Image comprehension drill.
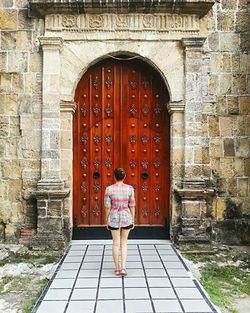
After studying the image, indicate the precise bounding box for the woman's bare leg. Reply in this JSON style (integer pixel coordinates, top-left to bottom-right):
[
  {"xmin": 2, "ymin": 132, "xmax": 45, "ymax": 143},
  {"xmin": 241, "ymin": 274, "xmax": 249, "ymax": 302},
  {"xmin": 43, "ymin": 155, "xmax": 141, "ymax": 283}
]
[
  {"xmin": 111, "ymin": 229, "xmax": 121, "ymax": 270},
  {"xmin": 120, "ymin": 229, "xmax": 130, "ymax": 270}
]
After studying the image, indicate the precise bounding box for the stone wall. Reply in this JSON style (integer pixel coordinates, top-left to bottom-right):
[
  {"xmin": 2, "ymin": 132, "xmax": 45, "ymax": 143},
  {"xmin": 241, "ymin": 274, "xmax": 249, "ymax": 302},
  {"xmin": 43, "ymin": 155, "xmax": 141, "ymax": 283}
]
[
  {"xmin": 199, "ymin": 0, "xmax": 250, "ymax": 244},
  {"xmin": 0, "ymin": 0, "xmax": 43, "ymax": 242},
  {"xmin": 0, "ymin": 0, "xmax": 249, "ymax": 246}
]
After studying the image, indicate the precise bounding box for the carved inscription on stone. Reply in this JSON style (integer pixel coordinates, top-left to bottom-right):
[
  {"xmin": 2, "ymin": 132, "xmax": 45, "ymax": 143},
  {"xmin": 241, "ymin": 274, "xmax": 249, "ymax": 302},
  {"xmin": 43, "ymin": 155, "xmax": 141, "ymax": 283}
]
[{"xmin": 46, "ymin": 14, "xmax": 200, "ymax": 33}]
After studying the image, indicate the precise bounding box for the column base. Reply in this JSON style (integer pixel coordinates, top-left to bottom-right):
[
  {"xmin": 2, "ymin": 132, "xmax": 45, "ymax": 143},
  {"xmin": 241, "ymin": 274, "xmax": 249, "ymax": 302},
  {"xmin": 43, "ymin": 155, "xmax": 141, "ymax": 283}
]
[
  {"xmin": 175, "ymin": 178, "xmax": 215, "ymax": 245},
  {"xmin": 30, "ymin": 179, "xmax": 70, "ymax": 250}
]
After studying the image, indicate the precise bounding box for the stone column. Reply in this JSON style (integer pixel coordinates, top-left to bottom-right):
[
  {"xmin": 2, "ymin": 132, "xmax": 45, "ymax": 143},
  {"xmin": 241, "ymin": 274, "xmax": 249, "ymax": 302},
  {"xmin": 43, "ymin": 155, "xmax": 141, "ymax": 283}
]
[
  {"xmin": 176, "ymin": 37, "xmax": 214, "ymax": 244},
  {"xmin": 167, "ymin": 101, "xmax": 185, "ymax": 240},
  {"xmin": 31, "ymin": 37, "xmax": 70, "ymax": 250}
]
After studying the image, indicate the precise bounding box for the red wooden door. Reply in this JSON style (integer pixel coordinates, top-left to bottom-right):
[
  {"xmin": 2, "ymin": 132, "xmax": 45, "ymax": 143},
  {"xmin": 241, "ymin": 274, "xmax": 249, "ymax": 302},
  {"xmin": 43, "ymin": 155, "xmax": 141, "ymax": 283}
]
[{"xmin": 73, "ymin": 59, "xmax": 170, "ymax": 227}]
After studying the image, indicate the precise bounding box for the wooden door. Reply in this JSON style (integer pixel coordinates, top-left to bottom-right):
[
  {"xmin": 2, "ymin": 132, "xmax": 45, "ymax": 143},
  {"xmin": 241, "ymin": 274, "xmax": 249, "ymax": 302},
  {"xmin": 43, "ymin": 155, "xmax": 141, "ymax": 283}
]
[{"xmin": 73, "ymin": 58, "xmax": 170, "ymax": 227}]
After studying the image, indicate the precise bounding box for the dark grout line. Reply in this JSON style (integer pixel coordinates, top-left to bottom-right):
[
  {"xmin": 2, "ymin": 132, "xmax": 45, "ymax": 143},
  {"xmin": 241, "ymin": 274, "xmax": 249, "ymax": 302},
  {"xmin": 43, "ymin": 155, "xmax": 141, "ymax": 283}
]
[
  {"xmin": 62, "ymin": 245, "xmax": 89, "ymax": 313},
  {"xmin": 154, "ymin": 244, "xmax": 185, "ymax": 313},
  {"xmin": 137, "ymin": 244, "xmax": 156, "ymax": 313},
  {"xmin": 93, "ymin": 244, "xmax": 106, "ymax": 313}
]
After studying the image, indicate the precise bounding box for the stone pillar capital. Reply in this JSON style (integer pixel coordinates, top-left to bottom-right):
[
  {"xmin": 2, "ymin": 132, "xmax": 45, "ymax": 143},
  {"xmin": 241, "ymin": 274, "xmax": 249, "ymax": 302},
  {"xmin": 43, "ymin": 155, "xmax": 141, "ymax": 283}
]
[
  {"xmin": 181, "ymin": 37, "xmax": 206, "ymax": 50},
  {"xmin": 167, "ymin": 101, "xmax": 185, "ymax": 114},
  {"xmin": 39, "ymin": 36, "xmax": 63, "ymax": 51},
  {"xmin": 60, "ymin": 101, "xmax": 77, "ymax": 114}
]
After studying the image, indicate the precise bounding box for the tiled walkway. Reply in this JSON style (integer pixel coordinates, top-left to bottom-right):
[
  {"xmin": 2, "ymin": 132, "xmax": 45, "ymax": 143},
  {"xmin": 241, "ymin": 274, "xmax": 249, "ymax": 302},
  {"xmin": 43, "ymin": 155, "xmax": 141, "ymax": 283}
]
[{"xmin": 33, "ymin": 240, "xmax": 219, "ymax": 313}]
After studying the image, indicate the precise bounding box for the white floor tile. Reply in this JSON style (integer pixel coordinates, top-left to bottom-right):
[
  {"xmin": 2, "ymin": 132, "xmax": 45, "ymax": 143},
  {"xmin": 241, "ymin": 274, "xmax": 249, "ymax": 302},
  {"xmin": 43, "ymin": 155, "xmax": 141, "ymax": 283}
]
[
  {"xmin": 66, "ymin": 301, "xmax": 95, "ymax": 313},
  {"xmin": 36, "ymin": 301, "xmax": 67, "ymax": 313}
]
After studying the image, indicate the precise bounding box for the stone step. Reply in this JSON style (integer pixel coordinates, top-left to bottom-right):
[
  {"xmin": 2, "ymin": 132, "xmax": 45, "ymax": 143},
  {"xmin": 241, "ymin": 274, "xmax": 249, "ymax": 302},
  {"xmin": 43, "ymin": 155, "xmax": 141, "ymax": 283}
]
[
  {"xmin": 177, "ymin": 234, "xmax": 211, "ymax": 244},
  {"xmin": 181, "ymin": 218, "xmax": 202, "ymax": 227}
]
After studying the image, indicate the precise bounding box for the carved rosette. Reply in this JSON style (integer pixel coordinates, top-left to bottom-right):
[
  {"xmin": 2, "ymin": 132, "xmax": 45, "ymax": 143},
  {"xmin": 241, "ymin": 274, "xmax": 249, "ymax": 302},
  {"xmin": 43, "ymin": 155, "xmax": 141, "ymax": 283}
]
[
  {"xmin": 62, "ymin": 15, "xmax": 77, "ymax": 28},
  {"xmin": 81, "ymin": 134, "xmax": 88, "ymax": 145},
  {"xmin": 105, "ymin": 103, "xmax": 113, "ymax": 117},
  {"xmin": 105, "ymin": 135, "xmax": 112, "ymax": 146},
  {"xmin": 154, "ymin": 159, "xmax": 161, "ymax": 168},
  {"xmin": 89, "ymin": 15, "xmax": 105, "ymax": 28},
  {"xmin": 81, "ymin": 158, "xmax": 88, "ymax": 169},
  {"xmin": 105, "ymin": 77, "xmax": 113, "ymax": 89},
  {"xmin": 93, "ymin": 183, "xmax": 101, "ymax": 193},
  {"xmin": 130, "ymin": 104, "xmax": 137, "ymax": 116},
  {"xmin": 92, "ymin": 203, "xmax": 100, "ymax": 216},
  {"xmin": 93, "ymin": 103, "xmax": 101, "ymax": 117},
  {"xmin": 81, "ymin": 103, "xmax": 88, "ymax": 116},
  {"xmin": 154, "ymin": 104, "xmax": 161, "ymax": 115},
  {"xmin": 142, "ymin": 80, "xmax": 150, "ymax": 89},
  {"xmin": 105, "ymin": 158, "xmax": 112, "ymax": 169},
  {"xmin": 141, "ymin": 207, "xmax": 148, "ymax": 217},
  {"xmin": 130, "ymin": 135, "xmax": 137, "ymax": 145},
  {"xmin": 154, "ymin": 134, "xmax": 161, "ymax": 144},
  {"xmin": 142, "ymin": 106, "xmax": 150, "ymax": 115},
  {"xmin": 93, "ymin": 158, "xmax": 101, "ymax": 168},
  {"xmin": 81, "ymin": 183, "xmax": 88, "ymax": 193},
  {"xmin": 80, "ymin": 205, "xmax": 88, "ymax": 218},
  {"xmin": 93, "ymin": 134, "xmax": 100, "ymax": 145},
  {"xmin": 130, "ymin": 80, "xmax": 137, "ymax": 89},
  {"xmin": 129, "ymin": 159, "xmax": 137, "ymax": 169},
  {"xmin": 142, "ymin": 182, "xmax": 148, "ymax": 192},
  {"xmin": 153, "ymin": 184, "xmax": 161, "ymax": 192},
  {"xmin": 141, "ymin": 134, "xmax": 149, "ymax": 145},
  {"xmin": 93, "ymin": 76, "xmax": 101, "ymax": 89},
  {"xmin": 154, "ymin": 206, "xmax": 160, "ymax": 217},
  {"xmin": 141, "ymin": 159, "xmax": 149, "ymax": 169}
]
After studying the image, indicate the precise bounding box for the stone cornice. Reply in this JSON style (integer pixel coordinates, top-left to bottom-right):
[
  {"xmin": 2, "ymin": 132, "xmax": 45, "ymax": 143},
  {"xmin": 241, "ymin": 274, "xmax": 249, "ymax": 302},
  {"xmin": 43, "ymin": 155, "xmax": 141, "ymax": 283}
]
[
  {"xmin": 39, "ymin": 36, "xmax": 63, "ymax": 50},
  {"xmin": 60, "ymin": 101, "xmax": 77, "ymax": 113},
  {"xmin": 182, "ymin": 37, "xmax": 206, "ymax": 49},
  {"xmin": 167, "ymin": 101, "xmax": 185, "ymax": 114},
  {"xmin": 29, "ymin": 0, "xmax": 215, "ymax": 18}
]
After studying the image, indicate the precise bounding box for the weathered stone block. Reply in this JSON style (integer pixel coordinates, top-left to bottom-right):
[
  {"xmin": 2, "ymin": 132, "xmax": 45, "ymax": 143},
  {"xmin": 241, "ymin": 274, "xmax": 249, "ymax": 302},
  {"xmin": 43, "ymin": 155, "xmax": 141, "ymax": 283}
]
[
  {"xmin": 0, "ymin": 52, "xmax": 7, "ymax": 72},
  {"xmin": 220, "ymin": 33, "xmax": 239, "ymax": 52},
  {"xmin": 208, "ymin": 32, "xmax": 219, "ymax": 51},
  {"xmin": 18, "ymin": 9, "xmax": 35, "ymax": 30},
  {"xmin": 221, "ymin": 0, "xmax": 237, "ymax": 10},
  {"xmin": 214, "ymin": 198, "xmax": 225, "ymax": 220},
  {"xmin": 227, "ymin": 178, "xmax": 237, "ymax": 197},
  {"xmin": 219, "ymin": 74, "xmax": 232, "ymax": 95},
  {"xmin": 220, "ymin": 158, "xmax": 233, "ymax": 177},
  {"xmin": 235, "ymin": 138, "xmax": 250, "ymax": 158},
  {"xmin": 210, "ymin": 139, "xmax": 222, "ymax": 157},
  {"xmin": 237, "ymin": 178, "xmax": 249, "ymax": 197},
  {"xmin": 232, "ymin": 54, "xmax": 241, "ymax": 73},
  {"xmin": 238, "ymin": 0, "xmax": 248, "ymax": 9},
  {"xmin": 245, "ymin": 159, "xmax": 250, "ymax": 177},
  {"xmin": 232, "ymin": 74, "xmax": 247, "ymax": 94},
  {"xmin": 216, "ymin": 96, "xmax": 227, "ymax": 115},
  {"xmin": 47, "ymin": 200, "xmax": 63, "ymax": 217},
  {"xmin": 211, "ymin": 53, "xmax": 231, "ymax": 73},
  {"xmin": 0, "ymin": 116, "xmax": 9, "ymax": 137},
  {"xmin": 0, "ymin": 9, "xmax": 17, "ymax": 30},
  {"xmin": 240, "ymin": 34, "xmax": 250, "ymax": 52},
  {"xmin": 234, "ymin": 158, "xmax": 245, "ymax": 176},
  {"xmin": 208, "ymin": 116, "xmax": 219, "ymax": 137},
  {"xmin": 0, "ymin": 74, "xmax": 12, "ymax": 93},
  {"xmin": 37, "ymin": 217, "xmax": 62, "ymax": 233},
  {"xmin": 235, "ymin": 13, "xmax": 250, "ymax": 33},
  {"xmin": 227, "ymin": 96, "xmax": 239, "ymax": 115},
  {"xmin": 239, "ymin": 96, "xmax": 250, "ymax": 114},
  {"xmin": 219, "ymin": 117, "xmax": 233, "ymax": 137},
  {"xmin": 223, "ymin": 138, "xmax": 235, "ymax": 157},
  {"xmin": 7, "ymin": 51, "xmax": 28, "ymax": 73},
  {"xmin": 218, "ymin": 12, "xmax": 235, "ymax": 32}
]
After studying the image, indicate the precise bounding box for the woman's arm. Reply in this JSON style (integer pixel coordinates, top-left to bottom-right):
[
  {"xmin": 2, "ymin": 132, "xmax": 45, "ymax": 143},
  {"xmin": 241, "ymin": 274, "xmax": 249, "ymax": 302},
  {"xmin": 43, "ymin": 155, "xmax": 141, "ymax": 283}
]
[
  {"xmin": 105, "ymin": 207, "xmax": 111, "ymax": 223},
  {"xmin": 129, "ymin": 206, "xmax": 135, "ymax": 224}
]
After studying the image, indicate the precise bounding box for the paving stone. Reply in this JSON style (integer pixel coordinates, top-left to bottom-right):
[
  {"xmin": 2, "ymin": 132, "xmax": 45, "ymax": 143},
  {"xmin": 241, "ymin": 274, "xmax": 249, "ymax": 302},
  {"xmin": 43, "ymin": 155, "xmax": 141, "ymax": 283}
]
[
  {"xmin": 126, "ymin": 261, "xmax": 143, "ymax": 268},
  {"xmin": 67, "ymin": 250, "xmax": 84, "ymax": 256},
  {"xmin": 181, "ymin": 299, "xmax": 213, "ymax": 312},
  {"xmin": 145, "ymin": 268, "xmax": 167, "ymax": 277},
  {"xmin": 75, "ymin": 278, "xmax": 99, "ymax": 288},
  {"xmin": 163, "ymin": 261, "xmax": 185, "ymax": 269},
  {"xmin": 85, "ymin": 250, "xmax": 103, "ymax": 255},
  {"xmin": 64, "ymin": 256, "xmax": 83, "ymax": 263},
  {"xmin": 176, "ymin": 287, "xmax": 203, "ymax": 299},
  {"xmin": 50, "ymin": 278, "xmax": 75, "ymax": 289},
  {"xmin": 87, "ymin": 245, "xmax": 104, "ymax": 250},
  {"xmin": 161, "ymin": 255, "xmax": 180, "ymax": 261},
  {"xmin": 125, "ymin": 287, "xmax": 149, "ymax": 299},
  {"xmin": 167, "ymin": 269, "xmax": 190, "ymax": 277},
  {"xmin": 69, "ymin": 245, "xmax": 87, "ymax": 251},
  {"xmin": 126, "ymin": 299, "xmax": 153, "ymax": 312},
  {"xmin": 99, "ymin": 277, "xmax": 123, "ymax": 288},
  {"xmin": 141, "ymin": 255, "xmax": 160, "ymax": 261},
  {"xmin": 127, "ymin": 255, "xmax": 141, "ymax": 261},
  {"xmin": 150, "ymin": 287, "xmax": 176, "ymax": 299},
  {"xmin": 153, "ymin": 299, "xmax": 183, "ymax": 313},
  {"xmin": 140, "ymin": 250, "xmax": 158, "ymax": 255},
  {"xmin": 171, "ymin": 278, "xmax": 196, "ymax": 287},
  {"xmin": 143, "ymin": 261, "xmax": 164, "ymax": 268},
  {"xmin": 121, "ymin": 268, "xmax": 144, "ymax": 277},
  {"xmin": 124, "ymin": 277, "xmax": 147, "ymax": 287},
  {"xmin": 139, "ymin": 244, "xmax": 155, "ymax": 249},
  {"xmin": 101, "ymin": 268, "xmax": 117, "ymax": 277},
  {"xmin": 155, "ymin": 244, "xmax": 172, "ymax": 250},
  {"xmin": 71, "ymin": 288, "xmax": 97, "ymax": 300},
  {"xmin": 60, "ymin": 262, "xmax": 81, "ymax": 270},
  {"xmin": 84, "ymin": 255, "xmax": 103, "ymax": 262},
  {"xmin": 96, "ymin": 300, "xmax": 123, "ymax": 313},
  {"xmin": 55, "ymin": 270, "xmax": 78, "ymax": 279},
  {"xmin": 147, "ymin": 277, "xmax": 171, "ymax": 287},
  {"xmin": 98, "ymin": 287, "xmax": 123, "ymax": 299},
  {"xmin": 102, "ymin": 262, "xmax": 115, "ymax": 269},
  {"xmin": 78, "ymin": 269, "xmax": 100, "ymax": 278},
  {"xmin": 81, "ymin": 262, "xmax": 102, "ymax": 269},
  {"xmin": 66, "ymin": 301, "xmax": 95, "ymax": 313},
  {"xmin": 43, "ymin": 288, "xmax": 72, "ymax": 300},
  {"xmin": 36, "ymin": 301, "xmax": 67, "ymax": 313}
]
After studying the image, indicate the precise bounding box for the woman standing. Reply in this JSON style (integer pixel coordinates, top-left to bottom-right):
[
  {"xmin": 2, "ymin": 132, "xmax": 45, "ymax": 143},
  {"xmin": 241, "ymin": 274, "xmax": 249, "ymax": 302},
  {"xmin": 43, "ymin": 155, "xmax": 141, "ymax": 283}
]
[{"xmin": 104, "ymin": 168, "xmax": 135, "ymax": 276}]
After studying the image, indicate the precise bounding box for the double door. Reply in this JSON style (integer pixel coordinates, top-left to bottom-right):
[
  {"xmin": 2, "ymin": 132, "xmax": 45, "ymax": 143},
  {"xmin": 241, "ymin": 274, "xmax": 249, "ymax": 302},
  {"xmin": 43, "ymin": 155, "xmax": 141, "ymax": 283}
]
[{"xmin": 73, "ymin": 59, "xmax": 170, "ymax": 227}]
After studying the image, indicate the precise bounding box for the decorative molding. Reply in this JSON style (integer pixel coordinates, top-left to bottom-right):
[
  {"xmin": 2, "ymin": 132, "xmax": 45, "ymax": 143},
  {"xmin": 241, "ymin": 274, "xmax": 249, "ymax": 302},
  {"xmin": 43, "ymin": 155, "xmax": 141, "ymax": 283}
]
[
  {"xmin": 167, "ymin": 101, "xmax": 185, "ymax": 114},
  {"xmin": 39, "ymin": 36, "xmax": 63, "ymax": 50},
  {"xmin": 60, "ymin": 101, "xmax": 77, "ymax": 113},
  {"xmin": 182, "ymin": 37, "xmax": 206, "ymax": 49},
  {"xmin": 45, "ymin": 14, "xmax": 200, "ymax": 33}
]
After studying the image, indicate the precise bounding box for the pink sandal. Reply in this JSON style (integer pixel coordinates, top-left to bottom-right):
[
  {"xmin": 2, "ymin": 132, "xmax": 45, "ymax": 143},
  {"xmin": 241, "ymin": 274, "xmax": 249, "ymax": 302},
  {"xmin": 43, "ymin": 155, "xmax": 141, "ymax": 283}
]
[
  {"xmin": 120, "ymin": 269, "xmax": 127, "ymax": 276},
  {"xmin": 114, "ymin": 269, "xmax": 120, "ymax": 276}
]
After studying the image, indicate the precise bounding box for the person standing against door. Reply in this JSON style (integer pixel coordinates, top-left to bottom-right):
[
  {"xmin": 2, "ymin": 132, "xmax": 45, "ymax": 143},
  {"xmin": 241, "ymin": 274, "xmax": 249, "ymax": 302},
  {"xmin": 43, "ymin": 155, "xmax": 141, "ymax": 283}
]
[{"xmin": 104, "ymin": 168, "xmax": 135, "ymax": 276}]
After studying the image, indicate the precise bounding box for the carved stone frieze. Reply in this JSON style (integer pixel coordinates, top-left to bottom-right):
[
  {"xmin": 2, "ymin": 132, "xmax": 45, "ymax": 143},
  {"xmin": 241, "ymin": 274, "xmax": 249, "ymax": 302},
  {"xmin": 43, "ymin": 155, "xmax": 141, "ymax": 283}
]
[{"xmin": 45, "ymin": 14, "xmax": 200, "ymax": 33}]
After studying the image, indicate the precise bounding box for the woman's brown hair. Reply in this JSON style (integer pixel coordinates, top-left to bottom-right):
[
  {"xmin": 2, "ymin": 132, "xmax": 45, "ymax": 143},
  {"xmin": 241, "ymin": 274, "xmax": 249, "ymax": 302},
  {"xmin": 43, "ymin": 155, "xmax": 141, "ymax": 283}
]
[{"xmin": 114, "ymin": 168, "xmax": 126, "ymax": 181}]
